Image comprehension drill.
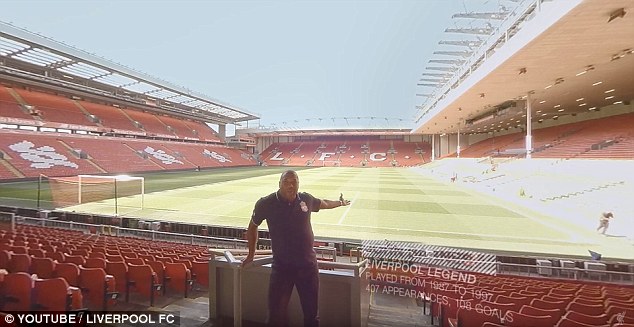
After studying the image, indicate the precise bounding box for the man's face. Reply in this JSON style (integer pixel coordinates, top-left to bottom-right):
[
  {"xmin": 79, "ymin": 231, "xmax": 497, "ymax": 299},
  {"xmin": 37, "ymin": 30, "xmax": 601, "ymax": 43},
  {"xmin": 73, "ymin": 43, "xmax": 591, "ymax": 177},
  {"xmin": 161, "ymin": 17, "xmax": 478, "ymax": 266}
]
[{"xmin": 279, "ymin": 172, "xmax": 299, "ymax": 202}]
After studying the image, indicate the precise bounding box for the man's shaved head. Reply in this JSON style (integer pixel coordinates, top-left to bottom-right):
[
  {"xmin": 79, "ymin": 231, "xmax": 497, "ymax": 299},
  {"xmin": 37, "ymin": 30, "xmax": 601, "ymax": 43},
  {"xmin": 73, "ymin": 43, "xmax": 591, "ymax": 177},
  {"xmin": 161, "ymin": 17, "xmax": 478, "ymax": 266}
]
[{"xmin": 278, "ymin": 170, "xmax": 300, "ymax": 202}]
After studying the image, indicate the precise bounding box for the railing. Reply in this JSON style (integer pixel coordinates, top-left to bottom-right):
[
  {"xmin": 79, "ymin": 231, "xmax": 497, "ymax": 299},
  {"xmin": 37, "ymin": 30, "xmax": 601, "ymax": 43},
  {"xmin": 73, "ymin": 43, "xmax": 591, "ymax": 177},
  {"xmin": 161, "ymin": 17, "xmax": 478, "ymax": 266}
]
[
  {"xmin": 498, "ymin": 262, "xmax": 634, "ymax": 285},
  {"xmin": 15, "ymin": 216, "xmax": 248, "ymax": 249},
  {"xmin": 8, "ymin": 213, "xmax": 634, "ymax": 287}
]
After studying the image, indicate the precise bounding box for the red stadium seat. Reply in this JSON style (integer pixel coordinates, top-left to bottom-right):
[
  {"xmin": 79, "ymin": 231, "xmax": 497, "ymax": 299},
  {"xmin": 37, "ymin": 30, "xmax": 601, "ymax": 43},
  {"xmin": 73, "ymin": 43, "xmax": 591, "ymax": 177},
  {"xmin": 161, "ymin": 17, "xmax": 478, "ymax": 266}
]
[
  {"xmin": 563, "ymin": 311, "xmax": 608, "ymax": 325},
  {"xmin": 504, "ymin": 310, "xmax": 557, "ymax": 327},
  {"xmin": 455, "ymin": 301, "xmax": 504, "ymax": 327},
  {"xmin": 555, "ymin": 317, "xmax": 609, "ymax": 327},
  {"xmin": 519, "ymin": 304, "xmax": 563, "ymax": 321},
  {"xmin": 54, "ymin": 262, "xmax": 80, "ymax": 286},
  {"xmin": 105, "ymin": 261, "xmax": 129, "ymax": 297},
  {"xmin": 127, "ymin": 264, "xmax": 161, "ymax": 306},
  {"xmin": 573, "ymin": 296, "xmax": 605, "ymax": 306},
  {"xmin": 64, "ymin": 254, "xmax": 86, "ymax": 266},
  {"xmin": 164, "ymin": 262, "xmax": 192, "ymax": 298},
  {"xmin": 0, "ymin": 272, "xmax": 33, "ymax": 311},
  {"xmin": 84, "ymin": 257, "xmax": 107, "ymax": 269},
  {"xmin": 125, "ymin": 257, "xmax": 144, "ymax": 265},
  {"xmin": 31, "ymin": 257, "xmax": 56, "ymax": 279},
  {"xmin": 45, "ymin": 251, "xmax": 66, "ymax": 263},
  {"xmin": 33, "ymin": 277, "xmax": 83, "ymax": 311},
  {"xmin": 531, "ymin": 298, "xmax": 566, "ymax": 311},
  {"xmin": 106, "ymin": 254, "xmax": 125, "ymax": 262},
  {"xmin": 79, "ymin": 266, "xmax": 118, "ymax": 311},
  {"xmin": 146, "ymin": 261, "xmax": 167, "ymax": 295},
  {"xmin": 9, "ymin": 253, "xmax": 31, "ymax": 273},
  {"xmin": 566, "ymin": 301, "xmax": 605, "ymax": 316},
  {"xmin": 607, "ymin": 305, "xmax": 634, "ymax": 321},
  {"xmin": 28, "ymin": 248, "xmax": 45, "ymax": 258},
  {"xmin": 0, "ymin": 249, "xmax": 11, "ymax": 269},
  {"xmin": 191, "ymin": 261, "xmax": 209, "ymax": 288}
]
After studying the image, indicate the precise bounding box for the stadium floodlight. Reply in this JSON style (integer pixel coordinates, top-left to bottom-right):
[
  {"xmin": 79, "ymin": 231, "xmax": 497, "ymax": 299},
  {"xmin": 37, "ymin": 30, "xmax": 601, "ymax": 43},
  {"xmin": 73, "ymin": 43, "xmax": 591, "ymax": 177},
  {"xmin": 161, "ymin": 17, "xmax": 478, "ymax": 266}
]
[{"xmin": 39, "ymin": 174, "xmax": 145, "ymax": 216}]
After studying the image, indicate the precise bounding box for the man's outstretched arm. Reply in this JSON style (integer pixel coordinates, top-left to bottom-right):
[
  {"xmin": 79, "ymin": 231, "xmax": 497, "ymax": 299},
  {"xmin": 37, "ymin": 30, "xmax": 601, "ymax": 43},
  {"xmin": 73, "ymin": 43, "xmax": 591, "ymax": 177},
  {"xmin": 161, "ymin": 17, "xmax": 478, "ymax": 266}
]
[
  {"xmin": 320, "ymin": 198, "xmax": 350, "ymax": 209},
  {"xmin": 242, "ymin": 220, "xmax": 259, "ymax": 266}
]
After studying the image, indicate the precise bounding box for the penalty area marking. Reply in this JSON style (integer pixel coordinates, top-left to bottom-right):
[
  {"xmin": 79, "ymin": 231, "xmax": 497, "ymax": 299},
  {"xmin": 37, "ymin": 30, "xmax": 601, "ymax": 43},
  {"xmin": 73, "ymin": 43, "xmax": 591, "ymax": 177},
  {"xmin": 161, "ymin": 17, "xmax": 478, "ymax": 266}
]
[{"xmin": 337, "ymin": 191, "xmax": 359, "ymax": 225}]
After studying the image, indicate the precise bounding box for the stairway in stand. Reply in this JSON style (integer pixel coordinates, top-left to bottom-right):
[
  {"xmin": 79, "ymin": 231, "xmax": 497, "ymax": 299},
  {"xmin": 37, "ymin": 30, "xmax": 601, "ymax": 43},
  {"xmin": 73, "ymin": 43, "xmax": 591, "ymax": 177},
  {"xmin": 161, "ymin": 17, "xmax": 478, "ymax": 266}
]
[{"xmin": 368, "ymin": 291, "xmax": 431, "ymax": 327}]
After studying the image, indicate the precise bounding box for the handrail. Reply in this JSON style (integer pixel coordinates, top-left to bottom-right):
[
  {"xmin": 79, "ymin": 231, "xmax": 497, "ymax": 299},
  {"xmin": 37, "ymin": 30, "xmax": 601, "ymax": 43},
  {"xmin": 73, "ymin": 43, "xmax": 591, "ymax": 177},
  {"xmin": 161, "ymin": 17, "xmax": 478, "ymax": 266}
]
[
  {"xmin": 15, "ymin": 216, "xmax": 249, "ymax": 248},
  {"xmin": 214, "ymin": 249, "xmax": 368, "ymax": 275},
  {"xmin": 498, "ymin": 262, "xmax": 634, "ymax": 285},
  {"xmin": 209, "ymin": 249, "xmax": 272, "ymax": 256}
]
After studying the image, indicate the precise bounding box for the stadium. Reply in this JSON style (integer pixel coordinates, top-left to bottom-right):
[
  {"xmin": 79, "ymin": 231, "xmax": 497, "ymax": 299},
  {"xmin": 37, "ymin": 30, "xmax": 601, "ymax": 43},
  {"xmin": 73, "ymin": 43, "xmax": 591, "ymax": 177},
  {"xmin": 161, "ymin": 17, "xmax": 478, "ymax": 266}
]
[{"xmin": 0, "ymin": 1, "xmax": 633, "ymax": 326}]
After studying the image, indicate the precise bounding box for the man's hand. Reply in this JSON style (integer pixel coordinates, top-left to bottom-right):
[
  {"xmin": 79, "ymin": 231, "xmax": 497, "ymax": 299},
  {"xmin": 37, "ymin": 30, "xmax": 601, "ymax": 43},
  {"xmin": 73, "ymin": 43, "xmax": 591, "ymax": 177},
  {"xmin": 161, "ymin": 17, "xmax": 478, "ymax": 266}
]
[
  {"xmin": 242, "ymin": 254, "xmax": 254, "ymax": 267},
  {"xmin": 340, "ymin": 199, "xmax": 350, "ymax": 206}
]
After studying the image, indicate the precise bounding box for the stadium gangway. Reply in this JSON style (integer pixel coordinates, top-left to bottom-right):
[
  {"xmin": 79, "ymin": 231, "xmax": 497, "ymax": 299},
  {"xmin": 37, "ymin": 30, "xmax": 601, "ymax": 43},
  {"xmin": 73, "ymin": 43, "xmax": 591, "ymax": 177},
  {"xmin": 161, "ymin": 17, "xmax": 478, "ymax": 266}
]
[
  {"xmin": 497, "ymin": 261, "xmax": 634, "ymax": 285},
  {"xmin": 14, "ymin": 216, "xmax": 249, "ymax": 250},
  {"xmin": 209, "ymin": 248, "xmax": 370, "ymax": 327}
]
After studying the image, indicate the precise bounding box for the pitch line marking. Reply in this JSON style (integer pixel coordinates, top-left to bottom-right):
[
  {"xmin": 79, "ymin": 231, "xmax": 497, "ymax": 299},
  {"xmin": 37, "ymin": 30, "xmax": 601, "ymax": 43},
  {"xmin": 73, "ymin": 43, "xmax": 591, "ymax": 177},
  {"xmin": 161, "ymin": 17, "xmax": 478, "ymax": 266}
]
[{"xmin": 337, "ymin": 191, "xmax": 358, "ymax": 225}]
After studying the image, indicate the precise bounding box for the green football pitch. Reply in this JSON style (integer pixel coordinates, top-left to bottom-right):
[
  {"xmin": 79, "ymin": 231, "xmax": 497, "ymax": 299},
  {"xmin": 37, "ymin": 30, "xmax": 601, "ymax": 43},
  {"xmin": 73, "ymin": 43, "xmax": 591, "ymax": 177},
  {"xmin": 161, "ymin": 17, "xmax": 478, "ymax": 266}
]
[{"xmin": 1, "ymin": 166, "xmax": 631, "ymax": 260}]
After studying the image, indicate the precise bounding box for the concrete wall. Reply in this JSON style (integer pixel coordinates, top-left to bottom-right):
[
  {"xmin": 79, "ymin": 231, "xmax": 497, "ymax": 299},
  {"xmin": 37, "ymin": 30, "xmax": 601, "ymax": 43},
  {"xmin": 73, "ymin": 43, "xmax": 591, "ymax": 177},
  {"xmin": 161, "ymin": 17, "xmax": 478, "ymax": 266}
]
[{"xmin": 210, "ymin": 259, "xmax": 370, "ymax": 327}]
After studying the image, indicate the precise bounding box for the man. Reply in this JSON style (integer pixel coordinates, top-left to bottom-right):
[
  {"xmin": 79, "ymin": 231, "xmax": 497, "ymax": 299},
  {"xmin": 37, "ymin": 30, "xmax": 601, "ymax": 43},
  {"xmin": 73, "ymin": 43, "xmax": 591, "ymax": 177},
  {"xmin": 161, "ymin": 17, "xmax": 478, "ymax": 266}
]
[
  {"xmin": 242, "ymin": 170, "xmax": 350, "ymax": 327},
  {"xmin": 597, "ymin": 211, "xmax": 614, "ymax": 235}
]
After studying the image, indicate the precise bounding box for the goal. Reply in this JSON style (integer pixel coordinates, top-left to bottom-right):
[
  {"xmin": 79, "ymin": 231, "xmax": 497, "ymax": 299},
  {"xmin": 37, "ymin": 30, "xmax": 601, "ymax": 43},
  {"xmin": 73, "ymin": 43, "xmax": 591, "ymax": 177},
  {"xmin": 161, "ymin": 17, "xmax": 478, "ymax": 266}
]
[
  {"xmin": 321, "ymin": 160, "xmax": 341, "ymax": 167},
  {"xmin": 40, "ymin": 174, "xmax": 144, "ymax": 214}
]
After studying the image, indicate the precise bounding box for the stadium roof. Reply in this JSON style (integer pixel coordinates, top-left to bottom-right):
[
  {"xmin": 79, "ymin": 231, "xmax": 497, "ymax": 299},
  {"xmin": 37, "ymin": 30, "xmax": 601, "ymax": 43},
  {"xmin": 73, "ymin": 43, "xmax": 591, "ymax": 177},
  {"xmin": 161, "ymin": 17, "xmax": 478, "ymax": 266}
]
[
  {"xmin": 239, "ymin": 127, "xmax": 412, "ymax": 137},
  {"xmin": 414, "ymin": 0, "xmax": 634, "ymax": 135},
  {"xmin": 0, "ymin": 21, "xmax": 259, "ymax": 124},
  {"xmin": 238, "ymin": 116, "xmax": 413, "ymax": 136}
]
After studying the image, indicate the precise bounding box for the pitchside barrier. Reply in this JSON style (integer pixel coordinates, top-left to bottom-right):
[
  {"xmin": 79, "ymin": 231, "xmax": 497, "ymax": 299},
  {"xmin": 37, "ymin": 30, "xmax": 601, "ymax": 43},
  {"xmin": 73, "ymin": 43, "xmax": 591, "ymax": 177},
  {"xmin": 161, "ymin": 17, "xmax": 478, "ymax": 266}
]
[
  {"xmin": 10, "ymin": 215, "xmax": 249, "ymax": 249},
  {"xmin": 2, "ymin": 206, "xmax": 634, "ymax": 285}
]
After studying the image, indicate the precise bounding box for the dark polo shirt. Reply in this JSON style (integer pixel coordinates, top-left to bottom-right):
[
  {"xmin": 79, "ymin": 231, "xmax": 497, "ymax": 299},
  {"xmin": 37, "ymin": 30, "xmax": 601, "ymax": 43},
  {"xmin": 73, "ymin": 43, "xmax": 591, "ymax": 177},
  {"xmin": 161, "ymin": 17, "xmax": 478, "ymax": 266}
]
[{"xmin": 251, "ymin": 191, "xmax": 321, "ymax": 267}]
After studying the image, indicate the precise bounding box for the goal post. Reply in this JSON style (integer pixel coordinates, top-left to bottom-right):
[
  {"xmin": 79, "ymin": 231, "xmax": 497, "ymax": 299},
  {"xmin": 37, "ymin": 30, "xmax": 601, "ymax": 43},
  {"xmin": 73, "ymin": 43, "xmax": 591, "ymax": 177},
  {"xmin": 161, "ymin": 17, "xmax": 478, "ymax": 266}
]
[
  {"xmin": 40, "ymin": 174, "xmax": 144, "ymax": 215},
  {"xmin": 322, "ymin": 160, "xmax": 341, "ymax": 167}
]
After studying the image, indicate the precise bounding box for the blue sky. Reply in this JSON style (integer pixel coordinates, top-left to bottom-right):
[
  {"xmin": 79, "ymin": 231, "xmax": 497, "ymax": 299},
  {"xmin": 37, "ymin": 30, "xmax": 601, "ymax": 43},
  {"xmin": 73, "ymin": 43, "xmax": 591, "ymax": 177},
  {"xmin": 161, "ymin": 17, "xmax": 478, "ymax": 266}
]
[{"xmin": 1, "ymin": 0, "xmax": 503, "ymax": 131}]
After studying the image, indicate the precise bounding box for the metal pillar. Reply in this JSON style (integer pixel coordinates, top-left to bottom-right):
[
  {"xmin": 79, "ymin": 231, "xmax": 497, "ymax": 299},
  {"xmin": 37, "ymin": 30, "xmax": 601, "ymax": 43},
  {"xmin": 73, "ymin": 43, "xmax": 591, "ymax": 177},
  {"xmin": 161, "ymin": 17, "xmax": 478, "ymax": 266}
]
[
  {"xmin": 526, "ymin": 93, "xmax": 533, "ymax": 159},
  {"xmin": 431, "ymin": 134, "xmax": 436, "ymax": 161}
]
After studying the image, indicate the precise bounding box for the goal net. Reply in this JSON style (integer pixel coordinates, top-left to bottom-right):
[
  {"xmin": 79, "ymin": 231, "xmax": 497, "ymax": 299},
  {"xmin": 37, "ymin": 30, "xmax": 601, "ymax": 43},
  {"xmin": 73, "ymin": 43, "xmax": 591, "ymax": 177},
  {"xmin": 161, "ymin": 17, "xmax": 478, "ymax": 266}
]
[
  {"xmin": 41, "ymin": 174, "xmax": 144, "ymax": 214},
  {"xmin": 322, "ymin": 160, "xmax": 341, "ymax": 167}
]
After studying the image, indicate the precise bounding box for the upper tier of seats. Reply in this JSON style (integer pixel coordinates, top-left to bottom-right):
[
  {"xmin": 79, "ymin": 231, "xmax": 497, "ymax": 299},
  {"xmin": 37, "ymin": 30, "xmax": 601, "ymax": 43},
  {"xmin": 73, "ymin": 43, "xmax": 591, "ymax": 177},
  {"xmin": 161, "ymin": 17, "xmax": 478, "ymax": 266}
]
[
  {"xmin": 13, "ymin": 88, "xmax": 96, "ymax": 127},
  {"xmin": 261, "ymin": 139, "xmax": 431, "ymax": 167},
  {"xmin": 0, "ymin": 87, "xmax": 222, "ymax": 143},
  {"xmin": 0, "ymin": 87, "xmax": 35, "ymax": 122}
]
